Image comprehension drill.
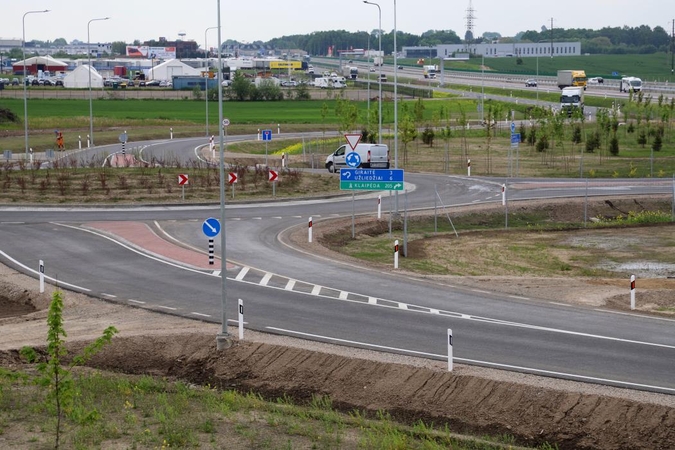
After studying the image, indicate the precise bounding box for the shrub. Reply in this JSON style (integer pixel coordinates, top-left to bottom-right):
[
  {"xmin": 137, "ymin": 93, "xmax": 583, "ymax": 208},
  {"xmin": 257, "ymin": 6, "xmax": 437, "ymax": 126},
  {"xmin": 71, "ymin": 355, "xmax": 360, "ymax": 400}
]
[{"xmin": 609, "ymin": 136, "xmax": 619, "ymax": 156}]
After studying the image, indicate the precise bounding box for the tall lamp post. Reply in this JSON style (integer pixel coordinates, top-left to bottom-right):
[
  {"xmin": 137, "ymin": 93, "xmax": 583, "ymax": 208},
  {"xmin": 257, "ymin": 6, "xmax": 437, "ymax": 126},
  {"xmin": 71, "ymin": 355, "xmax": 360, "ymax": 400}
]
[
  {"xmin": 215, "ymin": 0, "xmax": 231, "ymax": 350},
  {"xmin": 23, "ymin": 9, "xmax": 50, "ymax": 160},
  {"xmin": 363, "ymin": 0, "xmax": 382, "ymax": 143},
  {"xmin": 204, "ymin": 26, "xmax": 218, "ymax": 137},
  {"xmin": 88, "ymin": 17, "xmax": 109, "ymax": 148},
  {"xmin": 393, "ymin": 0, "xmax": 399, "ymax": 213}
]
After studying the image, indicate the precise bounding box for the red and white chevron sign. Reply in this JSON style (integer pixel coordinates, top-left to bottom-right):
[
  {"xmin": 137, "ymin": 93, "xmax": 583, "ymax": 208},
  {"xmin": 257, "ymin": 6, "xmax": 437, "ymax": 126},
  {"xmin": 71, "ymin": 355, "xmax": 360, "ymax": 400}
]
[
  {"xmin": 228, "ymin": 172, "xmax": 238, "ymax": 184},
  {"xmin": 268, "ymin": 170, "xmax": 278, "ymax": 182},
  {"xmin": 178, "ymin": 174, "xmax": 189, "ymax": 185}
]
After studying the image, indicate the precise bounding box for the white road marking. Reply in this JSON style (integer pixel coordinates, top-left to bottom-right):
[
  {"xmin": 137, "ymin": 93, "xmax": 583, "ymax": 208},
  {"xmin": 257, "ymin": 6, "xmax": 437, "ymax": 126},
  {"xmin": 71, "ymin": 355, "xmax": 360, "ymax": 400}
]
[
  {"xmin": 285, "ymin": 279, "xmax": 296, "ymax": 291},
  {"xmin": 212, "ymin": 270, "xmax": 221, "ymax": 276},
  {"xmin": 102, "ymin": 293, "xmax": 117, "ymax": 298},
  {"xmin": 266, "ymin": 327, "xmax": 675, "ymax": 394},
  {"xmin": 398, "ymin": 303, "xmax": 408, "ymax": 310},
  {"xmin": 508, "ymin": 295, "xmax": 530, "ymax": 300},
  {"xmin": 0, "ymin": 250, "xmax": 91, "ymax": 292},
  {"xmin": 191, "ymin": 312, "xmax": 211, "ymax": 318},
  {"xmin": 339, "ymin": 291, "xmax": 349, "ymax": 300},
  {"xmin": 128, "ymin": 299, "xmax": 145, "ymax": 304},
  {"xmin": 311, "ymin": 285, "xmax": 322, "ymax": 295},
  {"xmin": 157, "ymin": 305, "xmax": 177, "ymax": 311},
  {"xmin": 235, "ymin": 267, "xmax": 249, "ymax": 280},
  {"xmin": 259, "ymin": 273, "xmax": 273, "ymax": 286},
  {"xmin": 471, "ymin": 289, "xmax": 492, "ymax": 294},
  {"xmin": 368, "ymin": 297, "xmax": 377, "ymax": 304}
]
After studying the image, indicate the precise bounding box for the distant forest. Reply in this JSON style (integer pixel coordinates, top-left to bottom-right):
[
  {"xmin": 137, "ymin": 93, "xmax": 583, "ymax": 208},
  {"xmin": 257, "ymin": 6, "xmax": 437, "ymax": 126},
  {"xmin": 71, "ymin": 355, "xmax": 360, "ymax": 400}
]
[{"xmin": 255, "ymin": 25, "xmax": 674, "ymax": 56}]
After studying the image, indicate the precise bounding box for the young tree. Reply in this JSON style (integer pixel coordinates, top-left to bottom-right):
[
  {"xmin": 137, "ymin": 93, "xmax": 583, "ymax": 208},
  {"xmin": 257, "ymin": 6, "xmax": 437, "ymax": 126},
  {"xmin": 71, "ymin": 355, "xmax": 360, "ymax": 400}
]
[{"xmin": 21, "ymin": 290, "xmax": 117, "ymax": 449}]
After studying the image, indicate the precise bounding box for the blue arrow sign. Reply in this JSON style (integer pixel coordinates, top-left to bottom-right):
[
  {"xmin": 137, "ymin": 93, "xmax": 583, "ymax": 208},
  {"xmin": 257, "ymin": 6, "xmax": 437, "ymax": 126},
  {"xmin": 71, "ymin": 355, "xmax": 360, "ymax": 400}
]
[
  {"xmin": 345, "ymin": 152, "xmax": 361, "ymax": 168},
  {"xmin": 510, "ymin": 122, "xmax": 516, "ymax": 134},
  {"xmin": 202, "ymin": 217, "xmax": 221, "ymax": 237},
  {"xmin": 340, "ymin": 168, "xmax": 404, "ymax": 182},
  {"xmin": 262, "ymin": 129, "xmax": 272, "ymax": 141},
  {"xmin": 510, "ymin": 133, "xmax": 521, "ymax": 144}
]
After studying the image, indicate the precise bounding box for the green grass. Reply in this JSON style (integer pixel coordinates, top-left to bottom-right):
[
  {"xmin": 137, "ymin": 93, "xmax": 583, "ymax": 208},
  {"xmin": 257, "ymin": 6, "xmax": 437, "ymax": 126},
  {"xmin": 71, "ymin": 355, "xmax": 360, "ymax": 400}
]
[
  {"xmin": 0, "ymin": 368, "xmax": 547, "ymax": 449},
  {"xmin": 439, "ymin": 52, "xmax": 675, "ymax": 82}
]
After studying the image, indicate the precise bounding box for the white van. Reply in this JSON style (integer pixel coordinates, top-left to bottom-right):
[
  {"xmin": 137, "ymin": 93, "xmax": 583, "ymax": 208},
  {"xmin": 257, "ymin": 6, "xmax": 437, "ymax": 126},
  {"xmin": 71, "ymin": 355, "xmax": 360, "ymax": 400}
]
[{"xmin": 325, "ymin": 143, "xmax": 389, "ymax": 173}]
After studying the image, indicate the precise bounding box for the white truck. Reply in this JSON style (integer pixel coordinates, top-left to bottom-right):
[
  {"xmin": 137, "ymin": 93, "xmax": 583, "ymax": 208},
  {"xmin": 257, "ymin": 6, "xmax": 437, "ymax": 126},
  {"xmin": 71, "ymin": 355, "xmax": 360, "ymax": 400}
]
[
  {"xmin": 560, "ymin": 87, "xmax": 584, "ymax": 116},
  {"xmin": 373, "ymin": 56, "xmax": 383, "ymax": 66},
  {"xmin": 325, "ymin": 143, "xmax": 390, "ymax": 173},
  {"xmin": 422, "ymin": 65, "xmax": 438, "ymax": 79},
  {"xmin": 620, "ymin": 77, "xmax": 643, "ymax": 93}
]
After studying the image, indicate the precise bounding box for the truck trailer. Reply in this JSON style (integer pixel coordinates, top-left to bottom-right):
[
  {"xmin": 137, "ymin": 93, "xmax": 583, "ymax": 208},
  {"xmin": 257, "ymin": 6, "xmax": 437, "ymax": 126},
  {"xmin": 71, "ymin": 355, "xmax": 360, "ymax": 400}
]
[
  {"xmin": 422, "ymin": 65, "xmax": 438, "ymax": 79},
  {"xmin": 557, "ymin": 70, "xmax": 587, "ymax": 90}
]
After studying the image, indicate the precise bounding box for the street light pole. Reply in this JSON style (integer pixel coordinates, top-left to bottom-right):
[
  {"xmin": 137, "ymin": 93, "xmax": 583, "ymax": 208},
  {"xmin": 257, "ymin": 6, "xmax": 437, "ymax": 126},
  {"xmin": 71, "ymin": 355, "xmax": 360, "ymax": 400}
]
[
  {"xmin": 215, "ymin": 0, "xmax": 231, "ymax": 350},
  {"xmin": 205, "ymin": 26, "xmax": 218, "ymax": 137},
  {"xmin": 88, "ymin": 17, "xmax": 109, "ymax": 148},
  {"xmin": 23, "ymin": 9, "xmax": 50, "ymax": 160},
  {"xmin": 393, "ymin": 0, "xmax": 399, "ymax": 213},
  {"xmin": 363, "ymin": 0, "xmax": 382, "ymax": 143}
]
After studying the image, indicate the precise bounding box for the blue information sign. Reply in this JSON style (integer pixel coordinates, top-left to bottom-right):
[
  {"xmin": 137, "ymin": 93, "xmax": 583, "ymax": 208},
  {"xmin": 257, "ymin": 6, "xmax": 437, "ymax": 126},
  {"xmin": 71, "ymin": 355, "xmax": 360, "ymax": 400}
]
[
  {"xmin": 510, "ymin": 122, "xmax": 516, "ymax": 134},
  {"xmin": 202, "ymin": 217, "xmax": 221, "ymax": 238},
  {"xmin": 510, "ymin": 133, "xmax": 521, "ymax": 144},
  {"xmin": 262, "ymin": 129, "xmax": 272, "ymax": 141},
  {"xmin": 345, "ymin": 152, "xmax": 361, "ymax": 168},
  {"xmin": 340, "ymin": 168, "xmax": 404, "ymax": 182}
]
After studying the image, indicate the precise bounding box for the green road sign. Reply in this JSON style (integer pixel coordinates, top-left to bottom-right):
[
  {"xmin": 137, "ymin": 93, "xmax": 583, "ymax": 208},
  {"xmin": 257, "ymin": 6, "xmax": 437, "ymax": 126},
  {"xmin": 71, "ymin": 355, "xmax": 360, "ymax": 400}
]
[{"xmin": 340, "ymin": 181, "xmax": 404, "ymax": 191}]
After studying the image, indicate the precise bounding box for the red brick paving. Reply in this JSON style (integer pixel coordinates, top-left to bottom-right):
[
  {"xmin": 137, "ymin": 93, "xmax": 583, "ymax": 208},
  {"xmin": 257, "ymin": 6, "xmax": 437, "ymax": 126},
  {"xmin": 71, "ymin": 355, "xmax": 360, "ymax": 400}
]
[{"xmin": 85, "ymin": 221, "xmax": 231, "ymax": 270}]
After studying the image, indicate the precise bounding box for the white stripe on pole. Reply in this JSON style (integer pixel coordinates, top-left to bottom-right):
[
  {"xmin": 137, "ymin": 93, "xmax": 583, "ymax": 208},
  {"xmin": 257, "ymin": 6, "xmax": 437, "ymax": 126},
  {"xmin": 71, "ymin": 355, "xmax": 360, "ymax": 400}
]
[
  {"xmin": 39, "ymin": 259, "xmax": 45, "ymax": 293},
  {"xmin": 447, "ymin": 328, "xmax": 453, "ymax": 371},
  {"xmin": 394, "ymin": 240, "xmax": 399, "ymax": 269},
  {"xmin": 308, "ymin": 216, "xmax": 313, "ymax": 243},
  {"xmin": 501, "ymin": 184, "xmax": 506, "ymax": 206},
  {"xmin": 377, "ymin": 195, "xmax": 382, "ymax": 219},
  {"xmin": 630, "ymin": 275, "xmax": 636, "ymax": 310},
  {"xmin": 238, "ymin": 299, "xmax": 244, "ymax": 340}
]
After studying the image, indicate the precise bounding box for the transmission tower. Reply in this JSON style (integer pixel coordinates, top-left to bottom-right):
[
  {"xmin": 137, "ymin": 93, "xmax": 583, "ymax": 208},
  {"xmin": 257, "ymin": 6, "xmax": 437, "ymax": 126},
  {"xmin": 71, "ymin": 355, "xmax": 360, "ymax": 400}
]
[{"xmin": 464, "ymin": 0, "xmax": 476, "ymax": 43}]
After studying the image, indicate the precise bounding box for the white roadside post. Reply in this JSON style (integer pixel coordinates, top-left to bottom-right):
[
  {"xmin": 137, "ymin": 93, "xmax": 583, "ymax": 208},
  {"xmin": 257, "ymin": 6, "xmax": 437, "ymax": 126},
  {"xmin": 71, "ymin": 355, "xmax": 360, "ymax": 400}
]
[
  {"xmin": 277, "ymin": 123, "xmax": 280, "ymax": 134},
  {"xmin": 170, "ymin": 127, "xmax": 173, "ymax": 140},
  {"xmin": 238, "ymin": 299, "xmax": 244, "ymax": 340},
  {"xmin": 210, "ymin": 135, "xmax": 215, "ymax": 159},
  {"xmin": 78, "ymin": 135, "xmax": 82, "ymax": 150},
  {"xmin": 308, "ymin": 216, "xmax": 313, "ymax": 243},
  {"xmin": 630, "ymin": 275, "xmax": 636, "ymax": 310},
  {"xmin": 501, "ymin": 184, "xmax": 506, "ymax": 206},
  {"xmin": 377, "ymin": 195, "xmax": 382, "ymax": 219},
  {"xmin": 394, "ymin": 240, "xmax": 399, "ymax": 269},
  {"xmin": 467, "ymin": 159, "xmax": 471, "ymax": 177},
  {"xmin": 447, "ymin": 328, "xmax": 453, "ymax": 371},
  {"xmin": 39, "ymin": 260, "xmax": 45, "ymax": 293},
  {"xmin": 87, "ymin": 134, "xmax": 91, "ymax": 148}
]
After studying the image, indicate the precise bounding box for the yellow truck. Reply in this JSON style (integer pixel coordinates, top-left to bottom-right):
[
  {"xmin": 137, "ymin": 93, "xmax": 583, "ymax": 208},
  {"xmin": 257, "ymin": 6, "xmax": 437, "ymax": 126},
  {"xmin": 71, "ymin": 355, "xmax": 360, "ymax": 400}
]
[{"xmin": 557, "ymin": 70, "xmax": 587, "ymax": 90}]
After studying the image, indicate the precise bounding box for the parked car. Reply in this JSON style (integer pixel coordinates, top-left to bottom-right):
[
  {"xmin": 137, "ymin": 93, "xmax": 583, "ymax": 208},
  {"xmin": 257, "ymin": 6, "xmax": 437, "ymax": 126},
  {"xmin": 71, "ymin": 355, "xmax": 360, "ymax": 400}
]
[
  {"xmin": 525, "ymin": 79, "xmax": 537, "ymax": 87},
  {"xmin": 369, "ymin": 67, "xmax": 376, "ymax": 72},
  {"xmin": 11, "ymin": 78, "xmax": 19, "ymax": 85},
  {"xmin": 31, "ymin": 79, "xmax": 39, "ymax": 86},
  {"xmin": 221, "ymin": 79, "xmax": 232, "ymax": 87},
  {"xmin": 145, "ymin": 80, "xmax": 160, "ymax": 87},
  {"xmin": 55, "ymin": 80, "xmax": 63, "ymax": 87},
  {"xmin": 281, "ymin": 80, "xmax": 298, "ymax": 87}
]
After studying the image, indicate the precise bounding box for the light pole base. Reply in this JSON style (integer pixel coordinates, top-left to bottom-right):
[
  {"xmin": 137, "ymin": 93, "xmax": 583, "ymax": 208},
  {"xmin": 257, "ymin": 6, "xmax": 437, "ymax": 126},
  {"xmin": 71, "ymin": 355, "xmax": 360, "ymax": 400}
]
[{"xmin": 216, "ymin": 333, "xmax": 233, "ymax": 350}]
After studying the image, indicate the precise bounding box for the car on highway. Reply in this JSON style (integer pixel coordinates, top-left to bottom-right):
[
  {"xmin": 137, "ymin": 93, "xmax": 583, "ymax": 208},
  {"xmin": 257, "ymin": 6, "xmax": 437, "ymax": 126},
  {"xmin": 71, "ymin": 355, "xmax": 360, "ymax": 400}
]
[
  {"xmin": 525, "ymin": 79, "xmax": 537, "ymax": 87},
  {"xmin": 369, "ymin": 67, "xmax": 375, "ymax": 72},
  {"xmin": 397, "ymin": 65, "xmax": 403, "ymax": 70},
  {"xmin": 281, "ymin": 80, "xmax": 298, "ymax": 87},
  {"xmin": 588, "ymin": 77, "xmax": 604, "ymax": 85}
]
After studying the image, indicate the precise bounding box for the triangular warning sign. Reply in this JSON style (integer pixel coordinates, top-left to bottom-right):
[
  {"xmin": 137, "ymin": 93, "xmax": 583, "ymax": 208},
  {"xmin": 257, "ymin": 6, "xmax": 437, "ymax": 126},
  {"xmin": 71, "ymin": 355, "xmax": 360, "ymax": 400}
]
[{"xmin": 344, "ymin": 134, "xmax": 361, "ymax": 151}]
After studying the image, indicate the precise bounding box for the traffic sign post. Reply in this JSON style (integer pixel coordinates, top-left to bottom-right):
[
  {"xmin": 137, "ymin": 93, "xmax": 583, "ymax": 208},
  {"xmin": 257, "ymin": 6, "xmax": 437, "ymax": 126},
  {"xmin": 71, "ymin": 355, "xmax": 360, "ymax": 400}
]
[
  {"xmin": 268, "ymin": 169, "xmax": 278, "ymax": 197},
  {"xmin": 39, "ymin": 259, "xmax": 45, "ymax": 293},
  {"xmin": 344, "ymin": 133, "xmax": 361, "ymax": 150},
  {"xmin": 178, "ymin": 174, "xmax": 188, "ymax": 201},
  {"xmin": 339, "ymin": 168, "xmax": 404, "ymax": 191},
  {"xmin": 202, "ymin": 217, "xmax": 221, "ymax": 238},
  {"xmin": 346, "ymin": 152, "xmax": 361, "ymax": 168},
  {"xmin": 262, "ymin": 129, "xmax": 272, "ymax": 166},
  {"xmin": 228, "ymin": 172, "xmax": 238, "ymax": 199}
]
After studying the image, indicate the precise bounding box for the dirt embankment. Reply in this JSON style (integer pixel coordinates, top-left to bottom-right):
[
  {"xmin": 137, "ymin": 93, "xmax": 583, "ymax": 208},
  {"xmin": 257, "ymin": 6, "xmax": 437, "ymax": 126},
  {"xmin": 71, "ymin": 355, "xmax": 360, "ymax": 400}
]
[{"xmin": 1, "ymin": 269, "xmax": 675, "ymax": 450}]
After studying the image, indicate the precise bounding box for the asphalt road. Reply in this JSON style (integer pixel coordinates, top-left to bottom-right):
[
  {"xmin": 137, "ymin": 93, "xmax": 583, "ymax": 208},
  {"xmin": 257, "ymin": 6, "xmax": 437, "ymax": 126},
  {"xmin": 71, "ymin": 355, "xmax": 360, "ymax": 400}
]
[{"xmin": 1, "ymin": 154, "xmax": 675, "ymax": 393}]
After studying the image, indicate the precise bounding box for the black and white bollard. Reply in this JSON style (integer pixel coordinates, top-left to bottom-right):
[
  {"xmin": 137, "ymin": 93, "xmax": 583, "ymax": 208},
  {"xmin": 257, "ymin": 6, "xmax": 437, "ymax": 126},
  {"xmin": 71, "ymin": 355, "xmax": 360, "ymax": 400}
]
[
  {"xmin": 630, "ymin": 275, "xmax": 636, "ymax": 310},
  {"xmin": 394, "ymin": 240, "xmax": 399, "ymax": 269},
  {"xmin": 308, "ymin": 216, "xmax": 313, "ymax": 243},
  {"xmin": 377, "ymin": 195, "xmax": 382, "ymax": 219},
  {"xmin": 170, "ymin": 127, "xmax": 173, "ymax": 140},
  {"xmin": 447, "ymin": 328, "xmax": 453, "ymax": 371},
  {"xmin": 238, "ymin": 299, "xmax": 244, "ymax": 340},
  {"xmin": 467, "ymin": 159, "xmax": 471, "ymax": 177},
  {"xmin": 39, "ymin": 260, "xmax": 45, "ymax": 293},
  {"xmin": 208, "ymin": 239, "xmax": 215, "ymax": 265}
]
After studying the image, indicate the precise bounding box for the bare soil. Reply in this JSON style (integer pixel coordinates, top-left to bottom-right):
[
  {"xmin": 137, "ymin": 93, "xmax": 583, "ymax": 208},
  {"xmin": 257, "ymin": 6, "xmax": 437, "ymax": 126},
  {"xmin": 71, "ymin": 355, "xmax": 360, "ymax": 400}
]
[{"xmin": 2, "ymin": 198, "xmax": 675, "ymax": 450}]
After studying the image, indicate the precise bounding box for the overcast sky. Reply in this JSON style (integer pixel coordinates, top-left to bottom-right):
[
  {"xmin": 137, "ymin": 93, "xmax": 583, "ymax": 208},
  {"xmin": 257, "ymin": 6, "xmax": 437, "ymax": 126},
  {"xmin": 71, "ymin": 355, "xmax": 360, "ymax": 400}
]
[{"xmin": 3, "ymin": 1, "xmax": 671, "ymax": 46}]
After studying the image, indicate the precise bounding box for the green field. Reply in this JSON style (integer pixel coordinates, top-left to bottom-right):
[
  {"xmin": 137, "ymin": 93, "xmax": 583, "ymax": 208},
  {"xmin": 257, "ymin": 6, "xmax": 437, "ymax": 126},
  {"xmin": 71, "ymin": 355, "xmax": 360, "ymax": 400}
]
[{"xmin": 438, "ymin": 52, "xmax": 675, "ymax": 82}]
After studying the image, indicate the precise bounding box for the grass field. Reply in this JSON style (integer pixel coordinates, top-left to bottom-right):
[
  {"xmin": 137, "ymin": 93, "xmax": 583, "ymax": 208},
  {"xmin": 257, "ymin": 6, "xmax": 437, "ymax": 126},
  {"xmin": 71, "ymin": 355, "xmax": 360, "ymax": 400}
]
[{"xmin": 434, "ymin": 53, "xmax": 675, "ymax": 82}]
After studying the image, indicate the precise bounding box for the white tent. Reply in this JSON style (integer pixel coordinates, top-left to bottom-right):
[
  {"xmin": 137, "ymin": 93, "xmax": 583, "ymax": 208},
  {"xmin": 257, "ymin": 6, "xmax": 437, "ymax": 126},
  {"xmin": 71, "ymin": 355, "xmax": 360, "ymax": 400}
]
[
  {"xmin": 145, "ymin": 59, "xmax": 201, "ymax": 81},
  {"xmin": 63, "ymin": 65, "xmax": 103, "ymax": 89}
]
